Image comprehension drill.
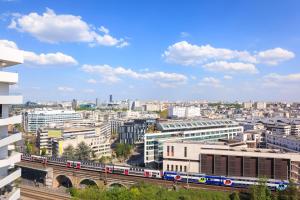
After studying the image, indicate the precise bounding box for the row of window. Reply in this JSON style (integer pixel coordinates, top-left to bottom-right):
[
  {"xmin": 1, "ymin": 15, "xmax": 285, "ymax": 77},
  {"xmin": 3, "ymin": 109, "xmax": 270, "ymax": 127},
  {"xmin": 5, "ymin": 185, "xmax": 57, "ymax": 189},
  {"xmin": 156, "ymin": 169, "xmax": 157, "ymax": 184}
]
[{"xmin": 167, "ymin": 164, "xmax": 187, "ymax": 172}]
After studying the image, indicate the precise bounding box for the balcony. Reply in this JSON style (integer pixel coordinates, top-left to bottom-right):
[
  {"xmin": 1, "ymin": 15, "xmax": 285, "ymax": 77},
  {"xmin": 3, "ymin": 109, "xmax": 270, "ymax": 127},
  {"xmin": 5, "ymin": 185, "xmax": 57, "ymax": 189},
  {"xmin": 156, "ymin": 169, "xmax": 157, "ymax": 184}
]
[
  {"xmin": 0, "ymin": 168, "xmax": 21, "ymax": 188},
  {"xmin": 0, "ymin": 72, "xmax": 18, "ymax": 84},
  {"xmin": 0, "ymin": 133, "xmax": 22, "ymax": 149},
  {"xmin": 0, "ymin": 46, "xmax": 23, "ymax": 67},
  {"xmin": 2, "ymin": 188, "xmax": 20, "ymax": 200},
  {"xmin": 0, "ymin": 95, "xmax": 23, "ymax": 105},
  {"xmin": 0, "ymin": 115, "xmax": 22, "ymax": 126},
  {"xmin": 0, "ymin": 152, "xmax": 21, "ymax": 168}
]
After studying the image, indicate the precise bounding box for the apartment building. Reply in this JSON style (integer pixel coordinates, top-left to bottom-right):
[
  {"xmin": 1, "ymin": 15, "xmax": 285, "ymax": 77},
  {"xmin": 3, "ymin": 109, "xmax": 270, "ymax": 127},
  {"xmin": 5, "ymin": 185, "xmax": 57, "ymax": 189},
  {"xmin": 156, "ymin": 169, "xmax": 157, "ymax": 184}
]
[
  {"xmin": 0, "ymin": 45, "xmax": 23, "ymax": 199},
  {"xmin": 144, "ymin": 119, "xmax": 243, "ymax": 166},
  {"xmin": 168, "ymin": 106, "xmax": 201, "ymax": 118}
]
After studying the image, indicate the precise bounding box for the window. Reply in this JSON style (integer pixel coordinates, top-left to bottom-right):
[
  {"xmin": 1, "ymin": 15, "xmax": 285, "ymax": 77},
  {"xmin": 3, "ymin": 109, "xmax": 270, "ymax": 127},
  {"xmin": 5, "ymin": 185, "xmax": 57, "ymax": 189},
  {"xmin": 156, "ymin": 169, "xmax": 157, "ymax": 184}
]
[
  {"xmin": 175, "ymin": 165, "xmax": 178, "ymax": 171},
  {"xmin": 184, "ymin": 147, "xmax": 187, "ymax": 157},
  {"xmin": 180, "ymin": 165, "xmax": 182, "ymax": 172},
  {"xmin": 171, "ymin": 146, "xmax": 174, "ymax": 156},
  {"xmin": 167, "ymin": 164, "xmax": 169, "ymax": 171},
  {"xmin": 171, "ymin": 165, "xmax": 174, "ymax": 171},
  {"xmin": 184, "ymin": 166, "xmax": 187, "ymax": 172},
  {"xmin": 167, "ymin": 146, "xmax": 169, "ymax": 156}
]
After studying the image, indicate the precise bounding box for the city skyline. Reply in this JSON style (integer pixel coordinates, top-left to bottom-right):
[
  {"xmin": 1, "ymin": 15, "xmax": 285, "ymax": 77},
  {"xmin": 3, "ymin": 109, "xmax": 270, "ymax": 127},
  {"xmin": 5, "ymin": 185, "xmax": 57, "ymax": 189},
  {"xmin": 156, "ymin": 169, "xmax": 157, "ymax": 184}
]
[{"xmin": 1, "ymin": 0, "xmax": 300, "ymax": 102}]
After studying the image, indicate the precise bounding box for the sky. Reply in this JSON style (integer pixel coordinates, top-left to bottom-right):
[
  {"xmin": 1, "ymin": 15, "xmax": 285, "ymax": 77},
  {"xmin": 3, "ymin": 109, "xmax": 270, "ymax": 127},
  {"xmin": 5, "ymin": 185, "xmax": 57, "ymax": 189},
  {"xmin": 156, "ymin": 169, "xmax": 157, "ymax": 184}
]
[{"xmin": 0, "ymin": 0, "xmax": 300, "ymax": 102}]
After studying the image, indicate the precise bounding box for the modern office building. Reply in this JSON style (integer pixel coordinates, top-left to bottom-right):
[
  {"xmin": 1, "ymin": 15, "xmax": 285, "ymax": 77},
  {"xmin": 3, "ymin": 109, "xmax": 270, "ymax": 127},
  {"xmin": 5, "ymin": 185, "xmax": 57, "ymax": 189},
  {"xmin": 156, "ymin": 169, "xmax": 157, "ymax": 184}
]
[
  {"xmin": 0, "ymin": 45, "xmax": 23, "ymax": 199},
  {"xmin": 144, "ymin": 119, "xmax": 243, "ymax": 166},
  {"xmin": 109, "ymin": 95, "xmax": 113, "ymax": 103},
  {"xmin": 71, "ymin": 99, "xmax": 77, "ymax": 110},
  {"xmin": 118, "ymin": 119, "xmax": 156, "ymax": 145},
  {"xmin": 163, "ymin": 141, "xmax": 300, "ymax": 182},
  {"xmin": 23, "ymin": 109, "xmax": 82, "ymax": 132}
]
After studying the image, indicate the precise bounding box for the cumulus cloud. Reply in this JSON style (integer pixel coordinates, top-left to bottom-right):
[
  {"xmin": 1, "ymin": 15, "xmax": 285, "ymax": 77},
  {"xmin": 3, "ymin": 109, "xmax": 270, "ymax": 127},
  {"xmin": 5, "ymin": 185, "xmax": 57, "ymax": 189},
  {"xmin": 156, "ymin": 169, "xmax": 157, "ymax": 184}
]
[
  {"xmin": 256, "ymin": 48, "xmax": 295, "ymax": 65},
  {"xmin": 57, "ymin": 86, "xmax": 74, "ymax": 92},
  {"xmin": 203, "ymin": 61, "xmax": 258, "ymax": 74},
  {"xmin": 0, "ymin": 39, "xmax": 77, "ymax": 65},
  {"xmin": 81, "ymin": 64, "xmax": 188, "ymax": 87},
  {"xmin": 8, "ymin": 8, "xmax": 128, "ymax": 47},
  {"xmin": 162, "ymin": 41, "xmax": 295, "ymax": 73},
  {"xmin": 198, "ymin": 77, "xmax": 222, "ymax": 88}
]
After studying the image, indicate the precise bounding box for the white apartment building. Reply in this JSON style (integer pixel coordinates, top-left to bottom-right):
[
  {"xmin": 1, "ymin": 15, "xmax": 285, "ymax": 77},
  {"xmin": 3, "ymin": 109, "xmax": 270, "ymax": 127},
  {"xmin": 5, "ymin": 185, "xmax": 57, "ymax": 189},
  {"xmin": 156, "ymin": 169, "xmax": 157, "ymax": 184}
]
[
  {"xmin": 23, "ymin": 109, "xmax": 82, "ymax": 132},
  {"xmin": 243, "ymin": 102, "xmax": 253, "ymax": 109},
  {"xmin": 0, "ymin": 45, "xmax": 23, "ymax": 199},
  {"xmin": 254, "ymin": 102, "xmax": 267, "ymax": 110},
  {"xmin": 144, "ymin": 119, "xmax": 243, "ymax": 166},
  {"xmin": 168, "ymin": 106, "xmax": 201, "ymax": 118}
]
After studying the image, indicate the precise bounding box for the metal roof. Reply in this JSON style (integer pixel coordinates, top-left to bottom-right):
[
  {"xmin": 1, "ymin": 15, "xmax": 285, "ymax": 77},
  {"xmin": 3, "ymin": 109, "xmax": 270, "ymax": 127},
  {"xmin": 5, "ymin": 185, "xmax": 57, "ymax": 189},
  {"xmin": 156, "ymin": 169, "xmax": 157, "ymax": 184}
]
[{"xmin": 157, "ymin": 119, "xmax": 237, "ymax": 131}]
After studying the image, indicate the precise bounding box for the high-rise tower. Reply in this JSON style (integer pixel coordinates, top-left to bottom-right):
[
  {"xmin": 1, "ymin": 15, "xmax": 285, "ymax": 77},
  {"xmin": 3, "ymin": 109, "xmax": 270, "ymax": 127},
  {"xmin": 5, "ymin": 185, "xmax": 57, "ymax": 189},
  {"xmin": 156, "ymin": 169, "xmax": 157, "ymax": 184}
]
[{"xmin": 0, "ymin": 45, "xmax": 23, "ymax": 199}]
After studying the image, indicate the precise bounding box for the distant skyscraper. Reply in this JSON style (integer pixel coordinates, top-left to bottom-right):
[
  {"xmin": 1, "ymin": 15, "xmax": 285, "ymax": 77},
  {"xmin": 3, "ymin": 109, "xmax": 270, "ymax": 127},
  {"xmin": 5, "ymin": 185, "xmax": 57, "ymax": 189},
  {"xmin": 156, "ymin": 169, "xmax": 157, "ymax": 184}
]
[
  {"xmin": 72, "ymin": 99, "xmax": 77, "ymax": 110},
  {"xmin": 96, "ymin": 98, "xmax": 99, "ymax": 107},
  {"xmin": 109, "ymin": 94, "xmax": 113, "ymax": 103}
]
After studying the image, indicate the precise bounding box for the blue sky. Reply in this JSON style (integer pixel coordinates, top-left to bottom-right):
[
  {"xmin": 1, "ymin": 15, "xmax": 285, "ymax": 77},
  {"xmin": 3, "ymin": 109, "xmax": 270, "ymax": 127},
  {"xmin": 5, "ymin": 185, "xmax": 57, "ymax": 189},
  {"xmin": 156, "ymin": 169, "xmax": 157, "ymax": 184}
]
[{"xmin": 1, "ymin": 0, "xmax": 300, "ymax": 102}]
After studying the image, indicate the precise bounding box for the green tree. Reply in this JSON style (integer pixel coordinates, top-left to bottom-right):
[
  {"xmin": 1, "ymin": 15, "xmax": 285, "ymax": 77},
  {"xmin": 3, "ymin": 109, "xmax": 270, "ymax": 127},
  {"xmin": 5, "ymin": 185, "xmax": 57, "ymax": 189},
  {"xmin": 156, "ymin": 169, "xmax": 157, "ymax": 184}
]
[
  {"xmin": 25, "ymin": 140, "xmax": 33, "ymax": 154},
  {"xmin": 115, "ymin": 143, "xmax": 133, "ymax": 159},
  {"xmin": 230, "ymin": 191, "xmax": 240, "ymax": 200},
  {"xmin": 75, "ymin": 142, "xmax": 92, "ymax": 160},
  {"xmin": 63, "ymin": 145, "xmax": 75, "ymax": 160},
  {"xmin": 159, "ymin": 109, "xmax": 168, "ymax": 119},
  {"xmin": 278, "ymin": 180, "xmax": 299, "ymax": 200},
  {"xmin": 249, "ymin": 178, "xmax": 272, "ymax": 200},
  {"xmin": 40, "ymin": 147, "xmax": 47, "ymax": 156}
]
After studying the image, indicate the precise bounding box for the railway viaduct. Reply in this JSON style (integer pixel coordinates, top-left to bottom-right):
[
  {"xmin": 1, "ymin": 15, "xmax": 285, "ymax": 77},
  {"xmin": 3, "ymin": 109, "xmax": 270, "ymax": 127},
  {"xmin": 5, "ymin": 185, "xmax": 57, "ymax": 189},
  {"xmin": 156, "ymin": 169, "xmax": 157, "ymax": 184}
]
[{"xmin": 16, "ymin": 161, "xmax": 137, "ymax": 189}]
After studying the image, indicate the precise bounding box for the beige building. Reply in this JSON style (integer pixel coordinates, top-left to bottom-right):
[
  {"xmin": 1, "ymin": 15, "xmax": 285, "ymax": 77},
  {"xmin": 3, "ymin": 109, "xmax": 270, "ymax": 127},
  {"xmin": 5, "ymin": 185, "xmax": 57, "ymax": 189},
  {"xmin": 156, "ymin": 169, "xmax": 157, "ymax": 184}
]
[{"xmin": 163, "ymin": 141, "xmax": 300, "ymax": 182}]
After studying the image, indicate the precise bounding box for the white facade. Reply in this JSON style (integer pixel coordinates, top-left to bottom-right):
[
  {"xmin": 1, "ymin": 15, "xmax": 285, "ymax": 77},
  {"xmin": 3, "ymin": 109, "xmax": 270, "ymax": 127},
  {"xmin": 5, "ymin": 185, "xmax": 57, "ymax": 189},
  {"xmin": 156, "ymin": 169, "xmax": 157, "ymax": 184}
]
[
  {"xmin": 0, "ymin": 45, "xmax": 23, "ymax": 199},
  {"xmin": 144, "ymin": 119, "xmax": 243, "ymax": 165},
  {"xmin": 23, "ymin": 109, "xmax": 82, "ymax": 132},
  {"xmin": 254, "ymin": 102, "xmax": 266, "ymax": 110},
  {"xmin": 168, "ymin": 106, "xmax": 201, "ymax": 118},
  {"xmin": 266, "ymin": 134, "xmax": 300, "ymax": 152}
]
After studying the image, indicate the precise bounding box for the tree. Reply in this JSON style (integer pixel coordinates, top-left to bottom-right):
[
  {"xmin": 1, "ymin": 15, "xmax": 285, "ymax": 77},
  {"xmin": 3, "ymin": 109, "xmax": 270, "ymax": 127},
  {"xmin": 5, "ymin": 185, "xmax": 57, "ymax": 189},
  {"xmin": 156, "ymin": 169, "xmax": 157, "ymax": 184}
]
[
  {"xmin": 40, "ymin": 147, "xmax": 47, "ymax": 156},
  {"xmin": 249, "ymin": 178, "xmax": 272, "ymax": 200},
  {"xmin": 278, "ymin": 180, "xmax": 299, "ymax": 200},
  {"xmin": 75, "ymin": 142, "xmax": 92, "ymax": 160},
  {"xmin": 159, "ymin": 109, "xmax": 168, "ymax": 119},
  {"xmin": 62, "ymin": 145, "xmax": 75, "ymax": 160},
  {"xmin": 230, "ymin": 192, "xmax": 240, "ymax": 200},
  {"xmin": 25, "ymin": 140, "xmax": 33, "ymax": 154},
  {"xmin": 115, "ymin": 143, "xmax": 133, "ymax": 159}
]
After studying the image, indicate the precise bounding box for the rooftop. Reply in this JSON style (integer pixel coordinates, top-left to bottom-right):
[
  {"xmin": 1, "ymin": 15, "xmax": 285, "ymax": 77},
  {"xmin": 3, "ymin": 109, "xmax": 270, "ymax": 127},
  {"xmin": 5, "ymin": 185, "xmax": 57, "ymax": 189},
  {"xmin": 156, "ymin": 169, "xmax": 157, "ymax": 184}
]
[{"xmin": 157, "ymin": 119, "xmax": 238, "ymax": 131}]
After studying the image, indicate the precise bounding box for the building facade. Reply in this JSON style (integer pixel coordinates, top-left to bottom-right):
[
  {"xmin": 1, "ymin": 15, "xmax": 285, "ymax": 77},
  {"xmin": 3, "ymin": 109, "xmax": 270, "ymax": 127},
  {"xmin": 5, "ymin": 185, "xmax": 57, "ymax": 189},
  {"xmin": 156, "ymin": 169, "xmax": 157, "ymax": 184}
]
[
  {"xmin": 144, "ymin": 119, "xmax": 243, "ymax": 166},
  {"xmin": 163, "ymin": 141, "xmax": 300, "ymax": 182},
  {"xmin": 0, "ymin": 45, "xmax": 23, "ymax": 199},
  {"xmin": 119, "ymin": 119, "xmax": 156, "ymax": 145},
  {"xmin": 168, "ymin": 106, "xmax": 201, "ymax": 118},
  {"xmin": 23, "ymin": 109, "xmax": 82, "ymax": 132}
]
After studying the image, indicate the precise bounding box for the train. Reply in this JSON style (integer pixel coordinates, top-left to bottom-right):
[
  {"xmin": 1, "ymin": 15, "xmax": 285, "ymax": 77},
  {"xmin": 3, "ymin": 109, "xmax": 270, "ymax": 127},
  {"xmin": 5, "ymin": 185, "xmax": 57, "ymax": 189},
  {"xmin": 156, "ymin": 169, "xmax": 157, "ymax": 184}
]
[{"xmin": 21, "ymin": 154, "xmax": 289, "ymax": 191}]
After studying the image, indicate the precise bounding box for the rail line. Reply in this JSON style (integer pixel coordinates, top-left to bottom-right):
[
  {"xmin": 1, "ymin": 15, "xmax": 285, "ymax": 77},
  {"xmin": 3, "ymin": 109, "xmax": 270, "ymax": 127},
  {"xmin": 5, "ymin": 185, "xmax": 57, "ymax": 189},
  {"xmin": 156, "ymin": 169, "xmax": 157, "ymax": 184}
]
[
  {"xmin": 20, "ymin": 160, "xmax": 246, "ymax": 193},
  {"xmin": 20, "ymin": 185, "xmax": 70, "ymax": 200}
]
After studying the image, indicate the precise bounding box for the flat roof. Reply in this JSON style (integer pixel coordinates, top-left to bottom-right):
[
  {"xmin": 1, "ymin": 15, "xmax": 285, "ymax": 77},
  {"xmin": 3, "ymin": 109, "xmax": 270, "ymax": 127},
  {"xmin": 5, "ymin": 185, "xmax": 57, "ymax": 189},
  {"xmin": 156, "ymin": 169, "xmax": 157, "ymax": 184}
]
[{"xmin": 157, "ymin": 119, "xmax": 238, "ymax": 131}]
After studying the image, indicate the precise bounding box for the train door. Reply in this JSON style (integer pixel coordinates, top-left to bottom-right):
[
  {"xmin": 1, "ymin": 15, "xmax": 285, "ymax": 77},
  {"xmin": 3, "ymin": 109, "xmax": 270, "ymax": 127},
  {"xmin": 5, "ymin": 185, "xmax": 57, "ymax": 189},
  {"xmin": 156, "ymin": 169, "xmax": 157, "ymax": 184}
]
[
  {"xmin": 75, "ymin": 162, "xmax": 81, "ymax": 169},
  {"xmin": 124, "ymin": 169, "xmax": 129, "ymax": 175},
  {"xmin": 144, "ymin": 171, "xmax": 150, "ymax": 177},
  {"xmin": 67, "ymin": 161, "xmax": 72, "ymax": 168}
]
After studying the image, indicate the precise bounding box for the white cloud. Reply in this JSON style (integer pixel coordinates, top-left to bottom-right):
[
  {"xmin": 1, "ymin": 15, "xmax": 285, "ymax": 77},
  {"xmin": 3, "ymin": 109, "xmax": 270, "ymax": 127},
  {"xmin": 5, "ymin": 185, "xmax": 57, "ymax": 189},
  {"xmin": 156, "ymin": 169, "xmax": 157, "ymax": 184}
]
[
  {"xmin": 223, "ymin": 75, "xmax": 232, "ymax": 80},
  {"xmin": 87, "ymin": 79, "xmax": 97, "ymax": 84},
  {"xmin": 198, "ymin": 77, "xmax": 222, "ymax": 88},
  {"xmin": 57, "ymin": 86, "xmax": 74, "ymax": 92},
  {"xmin": 264, "ymin": 73, "xmax": 300, "ymax": 82},
  {"xmin": 256, "ymin": 48, "xmax": 295, "ymax": 65},
  {"xmin": 0, "ymin": 39, "xmax": 77, "ymax": 65},
  {"xmin": 163, "ymin": 41, "xmax": 255, "ymax": 66},
  {"xmin": 8, "ymin": 8, "xmax": 128, "ymax": 47},
  {"xmin": 162, "ymin": 41, "xmax": 295, "ymax": 71},
  {"xmin": 203, "ymin": 61, "xmax": 258, "ymax": 74},
  {"xmin": 81, "ymin": 64, "xmax": 187, "ymax": 87}
]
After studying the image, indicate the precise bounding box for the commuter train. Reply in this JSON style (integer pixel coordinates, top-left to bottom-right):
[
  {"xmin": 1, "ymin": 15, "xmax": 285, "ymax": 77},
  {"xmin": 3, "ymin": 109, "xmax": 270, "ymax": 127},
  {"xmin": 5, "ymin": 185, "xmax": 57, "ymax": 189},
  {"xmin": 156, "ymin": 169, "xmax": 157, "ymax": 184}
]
[{"xmin": 21, "ymin": 154, "xmax": 289, "ymax": 191}]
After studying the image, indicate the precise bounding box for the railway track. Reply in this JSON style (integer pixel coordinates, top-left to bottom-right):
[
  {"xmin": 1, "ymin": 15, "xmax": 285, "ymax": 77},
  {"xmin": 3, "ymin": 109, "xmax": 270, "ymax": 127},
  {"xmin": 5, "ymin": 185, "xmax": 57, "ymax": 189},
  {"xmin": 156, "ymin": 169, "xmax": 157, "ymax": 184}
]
[
  {"xmin": 20, "ymin": 160, "xmax": 245, "ymax": 193},
  {"xmin": 20, "ymin": 186, "xmax": 70, "ymax": 200}
]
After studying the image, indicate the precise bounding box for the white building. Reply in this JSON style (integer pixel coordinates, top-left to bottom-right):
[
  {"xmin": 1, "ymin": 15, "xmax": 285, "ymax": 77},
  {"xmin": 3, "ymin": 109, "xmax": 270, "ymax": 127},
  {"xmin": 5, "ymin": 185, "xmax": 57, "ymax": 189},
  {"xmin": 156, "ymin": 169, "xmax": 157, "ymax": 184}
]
[
  {"xmin": 254, "ymin": 102, "xmax": 267, "ymax": 110},
  {"xmin": 266, "ymin": 134, "xmax": 300, "ymax": 152},
  {"xmin": 144, "ymin": 119, "xmax": 243, "ymax": 166},
  {"xmin": 168, "ymin": 106, "xmax": 201, "ymax": 118},
  {"xmin": 243, "ymin": 102, "xmax": 253, "ymax": 109},
  {"xmin": 0, "ymin": 45, "xmax": 23, "ymax": 199},
  {"xmin": 23, "ymin": 109, "xmax": 82, "ymax": 132}
]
